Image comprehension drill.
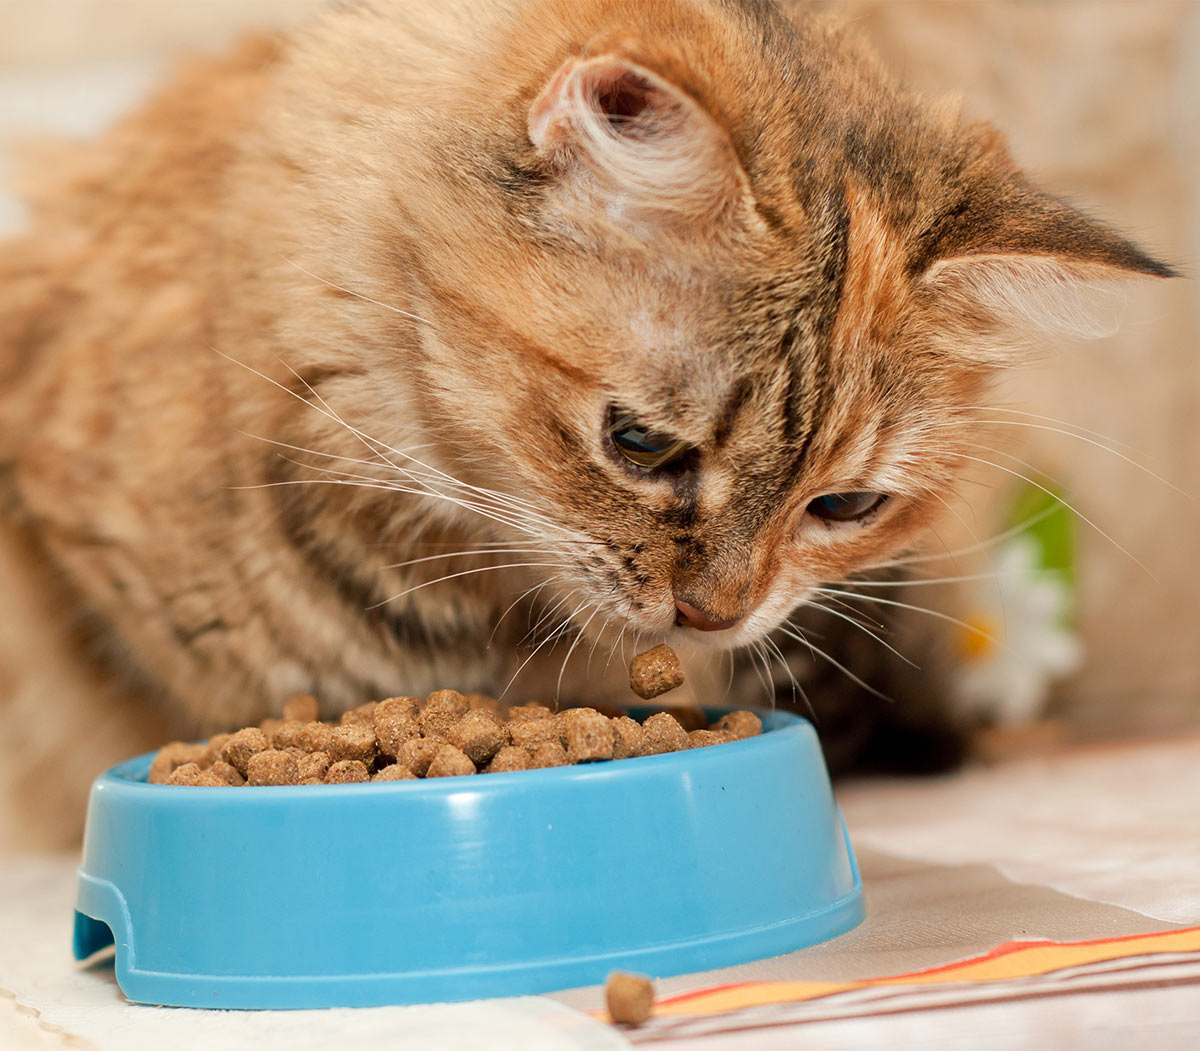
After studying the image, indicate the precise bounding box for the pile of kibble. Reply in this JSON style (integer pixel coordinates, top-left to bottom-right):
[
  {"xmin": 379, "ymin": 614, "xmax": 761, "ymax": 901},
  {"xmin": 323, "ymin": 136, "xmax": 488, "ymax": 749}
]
[{"xmin": 150, "ymin": 645, "xmax": 762, "ymax": 787}]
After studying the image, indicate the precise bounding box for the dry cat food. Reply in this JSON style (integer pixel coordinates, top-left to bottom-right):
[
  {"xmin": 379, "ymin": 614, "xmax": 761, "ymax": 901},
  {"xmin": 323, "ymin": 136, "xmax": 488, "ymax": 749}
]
[
  {"xmin": 628, "ymin": 644, "xmax": 685, "ymax": 699},
  {"xmin": 148, "ymin": 646, "xmax": 762, "ymax": 786},
  {"xmin": 605, "ymin": 971, "xmax": 656, "ymax": 1026}
]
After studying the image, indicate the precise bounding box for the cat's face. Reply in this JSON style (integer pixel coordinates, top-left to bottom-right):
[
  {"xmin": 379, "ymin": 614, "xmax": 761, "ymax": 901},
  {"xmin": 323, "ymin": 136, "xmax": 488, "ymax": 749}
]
[{"xmin": 266, "ymin": 0, "xmax": 1167, "ymax": 653}]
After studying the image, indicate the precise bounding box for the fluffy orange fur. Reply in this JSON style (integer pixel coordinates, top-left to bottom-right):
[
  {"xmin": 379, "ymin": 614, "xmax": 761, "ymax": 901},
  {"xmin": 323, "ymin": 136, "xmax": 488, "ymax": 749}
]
[{"xmin": 0, "ymin": 0, "xmax": 1168, "ymax": 846}]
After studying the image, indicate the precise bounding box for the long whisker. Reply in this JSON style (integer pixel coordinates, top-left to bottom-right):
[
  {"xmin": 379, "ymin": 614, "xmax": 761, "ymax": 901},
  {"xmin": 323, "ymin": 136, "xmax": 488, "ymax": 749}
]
[
  {"xmin": 368, "ymin": 561, "xmax": 572, "ymax": 609},
  {"xmin": 812, "ymin": 586, "xmax": 998, "ymax": 648},
  {"xmin": 950, "ymin": 416, "xmax": 1192, "ymax": 502},
  {"xmin": 953, "ymin": 447, "xmax": 1154, "ymax": 581},
  {"xmin": 801, "ymin": 599, "xmax": 918, "ymax": 667},
  {"xmin": 778, "ymin": 622, "xmax": 894, "ymax": 703},
  {"xmin": 283, "ymin": 257, "xmax": 434, "ymax": 326}
]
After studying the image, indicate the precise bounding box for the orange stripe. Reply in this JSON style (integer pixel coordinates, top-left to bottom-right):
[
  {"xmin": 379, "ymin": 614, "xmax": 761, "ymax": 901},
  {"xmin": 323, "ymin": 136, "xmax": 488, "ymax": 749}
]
[{"xmin": 630, "ymin": 925, "xmax": 1200, "ymax": 1019}]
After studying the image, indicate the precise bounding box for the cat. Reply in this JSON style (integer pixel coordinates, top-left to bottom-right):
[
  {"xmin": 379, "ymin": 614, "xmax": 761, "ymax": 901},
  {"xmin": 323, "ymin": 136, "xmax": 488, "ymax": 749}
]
[{"xmin": 0, "ymin": 0, "xmax": 1170, "ymax": 847}]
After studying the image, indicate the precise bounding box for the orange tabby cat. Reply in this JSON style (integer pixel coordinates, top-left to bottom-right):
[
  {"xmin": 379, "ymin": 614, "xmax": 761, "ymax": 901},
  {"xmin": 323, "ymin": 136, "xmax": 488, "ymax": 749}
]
[{"xmin": 0, "ymin": 0, "xmax": 1169, "ymax": 847}]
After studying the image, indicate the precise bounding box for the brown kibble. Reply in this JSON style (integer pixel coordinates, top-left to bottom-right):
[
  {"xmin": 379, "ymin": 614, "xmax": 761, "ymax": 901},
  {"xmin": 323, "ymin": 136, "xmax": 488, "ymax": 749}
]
[
  {"xmin": 611, "ymin": 716, "xmax": 647, "ymax": 760},
  {"xmin": 376, "ymin": 696, "xmax": 419, "ymax": 722},
  {"xmin": 688, "ymin": 729, "xmax": 734, "ymax": 749},
  {"xmin": 662, "ymin": 706, "xmax": 708, "ymax": 733},
  {"xmin": 420, "ymin": 689, "xmax": 470, "ymax": 738},
  {"xmin": 281, "ymin": 693, "xmax": 319, "ymax": 723},
  {"xmin": 447, "ymin": 709, "xmax": 507, "ymax": 764},
  {"xmin": 561, "ymin": 708, "xmax": 614, "ymax": 763},
  {"xmin": 372, "ymin": 763, "xmax": 417, "ymax": 782},
  {"xmin": 297, "ymin": 751, "xmax": 332, "ymax": 781},
  {"xmin": 325, "ymin": 759, "xmax": 371, "ymax": 783},
  {"xmin": 465, "ymin": 693, "xmax": 501, "ymax": 716},
  {"xmin": 148, "ymin": 741, "xmax": 207, "ymax": 784},
  {"xmin": 220, "ymin": 727, "xmax": 271, "ymax": 776},
  {"xmin": 201, "ymin": 734, "xmax": 232, "ymax": 767},
  {"xmin": 485, "ymin": 746, "xmax": 530, "ymax": 773},
  {"xmin": 395, "ymin": 737, "xmax": 443, "ymax": 777},
  {"xmin": 339, "ymin": 701, "xmax": 378, "ymax": 726},
  {"xmin": 247, "ymin": 749, "xmax": 300, "ymax": 786},
  {"xmin": 295, "ymin": 721, "xmax": 335, "ymax": 754},
  {"xmin": 526, "ymin": 740, "xmax": 568, "ymax": 769},
  {"xmin": 629, "ymin": 644, "xmax": 684, "ymax": 700},
  {"xmin": 641, "ymin": 711, "xmax": 690, "ymax": 755},
  {"xmin": 374, "ymin": 712, "xmax": 419, "ymax": 758},
  {"xmin": 328, "ymin": 723, "xmax": 377, "ymax": 765},
  {"xmin": 606, "ymin": 971, "xmax": 655, "ymax": 1027},
  {"xmin": 166, "ymin": 762, "xmax": 205, "ymax": 786},
  {"xmin": 209, "ymin": 760, "xmax": 245, "ymax": 786},
  {"xmin": 505, "ymin": 703, "xmax": 553, "ymax": 723},
  {"xmin": 270, "ymin": 720, "xmax": 307, "ymax": 750},
  {"xmin": 425, "ymin": 743, "xmax": 477, "ymax": 779},
  {"xmin": 711, "ymin": 710, "xmax": 763, "ymax": 740},
  {"xmin": 508, "ymin": 718, "xmax": 560, "ymax": 749}
]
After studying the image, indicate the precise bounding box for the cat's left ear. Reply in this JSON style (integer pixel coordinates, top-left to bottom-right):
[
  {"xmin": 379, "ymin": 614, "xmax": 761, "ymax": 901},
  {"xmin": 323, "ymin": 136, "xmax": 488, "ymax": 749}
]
[
  {"xmin": 920, "ymin": 150, "xmax": 1174, "ymax": 347},
  {"xmin": 527, "ymin": 54, "xmax": 749, "ymax": 231}
]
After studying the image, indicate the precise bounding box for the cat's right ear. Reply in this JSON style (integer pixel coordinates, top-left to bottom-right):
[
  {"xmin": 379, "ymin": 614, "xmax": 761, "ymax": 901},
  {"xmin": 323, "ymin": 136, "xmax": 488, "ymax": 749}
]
[{"xmin": 527, "ymin": 55, "xmax": 749, "ymax": 232}]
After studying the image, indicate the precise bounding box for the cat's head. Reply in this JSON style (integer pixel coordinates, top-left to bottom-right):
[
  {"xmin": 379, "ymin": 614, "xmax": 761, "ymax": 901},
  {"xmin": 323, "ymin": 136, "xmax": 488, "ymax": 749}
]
[{"xmin": 269, "ymin": 0, "xmax": 1170, "ymax": 651}]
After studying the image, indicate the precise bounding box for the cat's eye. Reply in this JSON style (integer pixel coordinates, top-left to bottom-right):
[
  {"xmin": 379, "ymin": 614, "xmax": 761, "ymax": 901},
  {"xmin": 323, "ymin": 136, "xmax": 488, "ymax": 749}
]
[
  {"xmin": 807, "ymin": 491, "xmax": 888, "ymax": 523},
  {"xmin": 609, "ymin": 410, "xmax": 691, "ymax": 470}
]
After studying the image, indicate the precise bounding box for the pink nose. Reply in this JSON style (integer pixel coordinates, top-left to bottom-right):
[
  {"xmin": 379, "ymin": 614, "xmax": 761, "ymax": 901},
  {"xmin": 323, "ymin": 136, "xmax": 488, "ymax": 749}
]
[{"xmin": 674, "ymin": 598, "xmax": 741, "ymax": 632}]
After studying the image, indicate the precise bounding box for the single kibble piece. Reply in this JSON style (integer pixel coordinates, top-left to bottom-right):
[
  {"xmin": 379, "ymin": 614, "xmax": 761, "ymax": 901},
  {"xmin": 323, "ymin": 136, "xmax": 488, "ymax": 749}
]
[
  {"xmin": 425, "ymin": 743, "xmax": 477, "ymax": 779},
  {"xmin": 281, "ymin": 693, "xmax": 319, "ymax": 723},
  {"xmin": 629, "ymin": 645, "xmax": 684, "ymax": 700},
  {"xmin": 375, "ymin": 695, "xmax": 420, "ymax": 723},
  {"xmin": 165, "ymin": 762, "xmax": 206, "ymax": 786},
  {"xmin": 606, "ymin": 972, "xmax": 655, "ymax": 1027},
  {"xmin": 396, "ymin": 737, "xmax": 443, "ymax": 777},
  {"xmin": 219, "ymin": 727, "xmax": 271, "ymax": 776},
  {"xmin": 420, "ymin": 689, "xmax": 470, "ymax": 738},
  {"xmin": 505, "ymin": 703, "xmax": 553, "ymax": 723},
  {"xmin": 247, "ymin": 749, "xmax": 300, "ymax": 786},
  {"xmin": 508, "ymin": 718, "xmax": 561, "ymax": 750},
  {"xmin": 373, "ymin": 763, "xmax": 417, "ymax": 782},
  {"xmin": 485, "ymin": 746, "xmax": 530, "ymax": 773},
  {"xmin": 688, "ymin": 729, "xmax": 734, "ymax": 749},
  {"xmin": 296, "ymin": 751, "xmax": 332, "ymax": 782},
  {"xmin": 295, "ymin": 721, "xmax": 335, "ymax": 754},
  {"xmin": 711, "ymin": 710, "xmax": 763, "ymax": 740},
  {"xmin": 259, "ymin": 717, "xmax": 283, "ymax": 740},
  {"xmin": 526, "ymin": 740, "xmax": 568, "ymax": 769},
  {"xmin": 270, "ymin": 720, "xmax": 307, "ymax": 750},
  {"xmin": 339, "ymin": 701, "xmax": 378, "ymax": 726},
  {"xmin": 562, "ymin": 708, "xmax": 615, "ymax": 763},
  {"xmin": 209, "ymin": 760, "xmax": 245, "ymax": 786},
  {"xmin": 447, "ymin": 709, "xmax": 507, "ymax": 764},
  {"xmin": 641, "ymin": 712, "xmax": 690, "ymax": 755},
  {"xmin": 325, "ymin": 759, "xmax": 371, "ymax": 784},
  {"xmin": 148, "ymin": 741, "xmax": 206, "ymax": 784},
  {"xmin": 328, "ymin": 723, "xmax": 377, "ymax": 765},
  {"xmin": 374, "ymin": 710, "xmax": 420, "ymax": 758},
  {"xmin": 664, "ymin": 706, "xmax": 708, "ymax": 733},
  {"xmin": 611, "ymin": 716, "xmax": 647, "ymax": 760}
]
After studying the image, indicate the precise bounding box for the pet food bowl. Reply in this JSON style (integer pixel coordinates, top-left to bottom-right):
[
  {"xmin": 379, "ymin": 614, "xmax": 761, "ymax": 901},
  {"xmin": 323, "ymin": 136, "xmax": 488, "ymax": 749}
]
[{"xmin": 73, "ymin": 709, "xmax": 863, "ymax": 1009}]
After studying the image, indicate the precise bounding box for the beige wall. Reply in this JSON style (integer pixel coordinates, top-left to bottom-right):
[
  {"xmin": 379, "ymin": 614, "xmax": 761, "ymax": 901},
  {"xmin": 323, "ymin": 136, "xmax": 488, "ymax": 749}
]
[{"xmin": 2, "ymin": 0, "xmax": 1197, "ymax": 737}]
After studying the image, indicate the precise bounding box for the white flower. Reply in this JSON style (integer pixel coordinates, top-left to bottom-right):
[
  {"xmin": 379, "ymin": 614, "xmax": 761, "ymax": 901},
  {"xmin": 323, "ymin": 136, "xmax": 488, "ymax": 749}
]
[{"xmin": 953, "ymin": 535, "xmax": 1083, "ymax": 726}]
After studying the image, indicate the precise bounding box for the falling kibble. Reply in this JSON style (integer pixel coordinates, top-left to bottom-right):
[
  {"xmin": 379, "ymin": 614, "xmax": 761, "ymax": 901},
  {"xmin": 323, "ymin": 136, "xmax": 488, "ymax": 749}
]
[{"xmin": 628, "ymin": 645, "xmax": 685, "ymax": 700}]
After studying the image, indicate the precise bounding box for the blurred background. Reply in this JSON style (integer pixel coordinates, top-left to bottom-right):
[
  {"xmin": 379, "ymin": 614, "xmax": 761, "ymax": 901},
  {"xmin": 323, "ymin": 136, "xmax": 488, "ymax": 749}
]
[{"xmin": 1, "ymin": 0, "xmax": 1196, "ymax": 744}]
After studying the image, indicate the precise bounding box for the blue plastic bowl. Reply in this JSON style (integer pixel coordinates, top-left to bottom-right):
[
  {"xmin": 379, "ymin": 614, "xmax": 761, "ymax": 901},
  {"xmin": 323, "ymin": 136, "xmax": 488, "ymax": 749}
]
[{"xmin": 73, "ymin": 710, "xmax": 863, "ymax": 1009}]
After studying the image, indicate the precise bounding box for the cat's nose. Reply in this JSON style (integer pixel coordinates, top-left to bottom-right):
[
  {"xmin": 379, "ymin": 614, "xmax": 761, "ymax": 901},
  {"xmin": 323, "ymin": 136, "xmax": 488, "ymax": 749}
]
[{"xmin": 674, "ymin": 598, "xmax": 741, "ymax": 632}]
